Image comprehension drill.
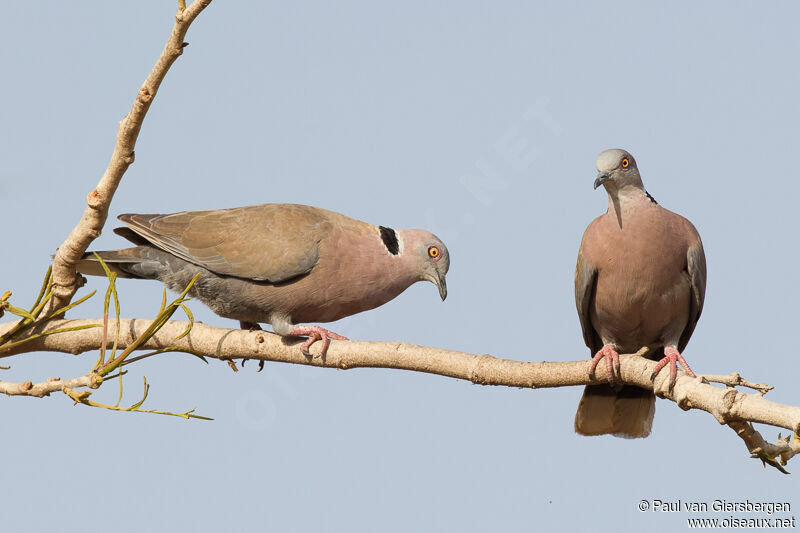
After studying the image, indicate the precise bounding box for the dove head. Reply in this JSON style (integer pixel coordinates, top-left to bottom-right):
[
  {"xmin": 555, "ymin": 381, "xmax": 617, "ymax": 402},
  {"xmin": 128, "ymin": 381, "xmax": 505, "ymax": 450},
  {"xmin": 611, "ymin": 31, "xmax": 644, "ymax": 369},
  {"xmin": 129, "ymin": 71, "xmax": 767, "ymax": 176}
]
[
  {"xmin": 398, "ymin": 229, "xmax": 450, "ymax": 301},
  {"xmin": 593, "ymin": 149, "xmax": 644, "ymax": 192}
]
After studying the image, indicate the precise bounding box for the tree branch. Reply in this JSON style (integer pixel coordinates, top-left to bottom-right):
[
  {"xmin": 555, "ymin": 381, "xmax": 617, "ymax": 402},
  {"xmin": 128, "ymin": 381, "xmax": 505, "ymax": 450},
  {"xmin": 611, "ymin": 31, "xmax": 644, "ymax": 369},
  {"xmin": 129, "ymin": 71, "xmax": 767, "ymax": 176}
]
[
  {"xmin": 2, "ymin": 317, "xmax": 798, "ymax": 467},
  {"xmin": 0, "ymin": 374, "xmax": 98, "ymax": 398},
  {"xmin": 49, "ymin": 0, "xmax": 212, "ymax": 311}
]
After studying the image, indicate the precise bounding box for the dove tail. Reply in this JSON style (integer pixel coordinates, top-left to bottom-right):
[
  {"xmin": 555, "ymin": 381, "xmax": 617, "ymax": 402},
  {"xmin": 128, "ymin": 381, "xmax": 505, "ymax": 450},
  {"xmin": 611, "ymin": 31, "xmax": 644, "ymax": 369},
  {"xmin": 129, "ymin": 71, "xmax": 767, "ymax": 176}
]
[
  {"xmin": 574, "ymin": 384, "xmax": 655, "ymax": 439},
  {"xmin": 76, "ymin": 248, "xmax": 152, "ymax": 280}
]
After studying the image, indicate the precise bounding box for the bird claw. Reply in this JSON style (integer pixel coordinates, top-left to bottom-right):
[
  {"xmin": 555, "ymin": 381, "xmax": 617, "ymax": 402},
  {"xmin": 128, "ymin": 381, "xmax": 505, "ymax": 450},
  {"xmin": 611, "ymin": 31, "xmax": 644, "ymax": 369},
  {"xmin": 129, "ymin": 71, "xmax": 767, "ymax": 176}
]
[
  {"xmin": 239, "ymin": 322, "xmax": 267, "ymax": 370},
  {"xmin": 650, "ymin": 346, "xmax": 696, "ymax": 393},
  {"xmin": 589, "ymin": 344, "xmax": 620, "ymax": 383},
  {"xmin": 290, "ymin": 325, "xmax": 348, "ymax": 356},
  {"xmin": 241, "ymin": 358, "xmax": 266, "ymax": 372}
]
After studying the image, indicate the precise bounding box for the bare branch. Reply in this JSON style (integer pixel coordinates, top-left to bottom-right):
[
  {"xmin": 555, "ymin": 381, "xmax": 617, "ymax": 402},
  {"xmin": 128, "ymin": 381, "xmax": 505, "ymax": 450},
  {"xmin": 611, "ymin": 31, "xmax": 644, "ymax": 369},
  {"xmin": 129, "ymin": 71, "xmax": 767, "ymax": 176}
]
[
  {"xmin": 729, "ymin": 421, "xmax": 800, "ymax": 473},
  {"xmin": 0, "ymin": 374, "xmax": 99, "ymax": 398},
  {"xmin": 49, "ymin": 0, "xmax": 212, "ymax": 311},
  {"xmin": 701, "ymin": 373, "xmax": 773, "ymax": 394},
  {"xmin": 2, "ymin": 318, "xmax": 799, "ymax": 445}
]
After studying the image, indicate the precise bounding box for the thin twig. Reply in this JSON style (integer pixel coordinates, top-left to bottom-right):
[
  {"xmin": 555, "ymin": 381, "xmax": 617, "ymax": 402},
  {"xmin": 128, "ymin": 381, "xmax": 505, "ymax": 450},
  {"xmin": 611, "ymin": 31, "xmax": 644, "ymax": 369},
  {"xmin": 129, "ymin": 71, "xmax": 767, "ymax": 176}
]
[
  {"xmin": 728, "ymin": 421, "xmax": 800, "ymax": 473},
  {"xmin": 700, "ymin": 372, "xmax": 773, "ymax": 394},
  {"xmin": 49, "ymin": 0, "xmax": 212, "ymax": 312},
  {"xmin": 0, "ymin": 375, "xmax": 99, "ymax": 398},
  {"xmin": 63, "ymin": 377, "xmax": 212, "ymax": 420}
]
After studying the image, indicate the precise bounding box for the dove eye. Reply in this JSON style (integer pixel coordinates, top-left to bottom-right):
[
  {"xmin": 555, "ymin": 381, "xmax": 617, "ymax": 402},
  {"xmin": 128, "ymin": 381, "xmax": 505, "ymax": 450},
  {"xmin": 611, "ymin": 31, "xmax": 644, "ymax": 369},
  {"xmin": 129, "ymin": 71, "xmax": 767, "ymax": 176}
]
[
  {"xmin": 621, "ymin": 158, "xmax": 630, "ymax": 169},
  {"xmin": 428, "ymin": 246, "xmax": 440, "ymax": 259}
]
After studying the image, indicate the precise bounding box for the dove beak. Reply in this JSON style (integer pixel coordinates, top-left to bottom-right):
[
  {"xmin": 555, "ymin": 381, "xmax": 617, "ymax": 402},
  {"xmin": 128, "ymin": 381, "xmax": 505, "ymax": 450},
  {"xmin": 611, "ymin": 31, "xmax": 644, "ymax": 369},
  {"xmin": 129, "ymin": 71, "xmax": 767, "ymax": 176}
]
[
  {"xmin": 424, "ymin": 270, "xmax": 447, "ymax": 301},
  {"xmin": 594, "ymin": 172, "xmax": 611, "ymax": 190},
  {"xmin": 436, "ymin": 272, "xmax": 447, "ymax": 301}
]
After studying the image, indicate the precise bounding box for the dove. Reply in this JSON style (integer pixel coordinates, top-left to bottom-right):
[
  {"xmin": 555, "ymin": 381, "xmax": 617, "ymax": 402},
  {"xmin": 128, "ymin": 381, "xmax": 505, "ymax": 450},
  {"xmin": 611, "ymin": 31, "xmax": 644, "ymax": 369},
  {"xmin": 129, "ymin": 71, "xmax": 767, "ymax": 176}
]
[
  {"xmin": 78, "ymin": 203, "xmax": 450, "ymax": 355},
  {"xmin": 573, "ymin": 149, "xmax": 706, "ymax": 438}
]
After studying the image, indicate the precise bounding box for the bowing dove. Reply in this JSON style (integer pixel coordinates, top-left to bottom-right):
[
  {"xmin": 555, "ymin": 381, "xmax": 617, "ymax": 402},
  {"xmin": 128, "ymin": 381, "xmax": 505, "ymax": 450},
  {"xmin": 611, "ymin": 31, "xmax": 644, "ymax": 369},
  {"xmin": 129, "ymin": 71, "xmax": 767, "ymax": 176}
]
[
  {"xmin": 573, "ymin": 149, "xmax": 706, "ymax": 438},
  {"xmin": 78, "ymin": 204, "xmax": 450, "ymax": 354}
]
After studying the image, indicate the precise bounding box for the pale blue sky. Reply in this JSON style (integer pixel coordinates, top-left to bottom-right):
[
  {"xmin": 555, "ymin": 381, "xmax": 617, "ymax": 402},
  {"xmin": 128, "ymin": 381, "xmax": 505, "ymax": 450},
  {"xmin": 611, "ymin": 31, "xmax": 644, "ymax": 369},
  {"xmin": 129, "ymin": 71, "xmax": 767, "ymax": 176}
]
[{"xmin": 2, "ymin": 2, "xmax": 798, "ymax": 531}]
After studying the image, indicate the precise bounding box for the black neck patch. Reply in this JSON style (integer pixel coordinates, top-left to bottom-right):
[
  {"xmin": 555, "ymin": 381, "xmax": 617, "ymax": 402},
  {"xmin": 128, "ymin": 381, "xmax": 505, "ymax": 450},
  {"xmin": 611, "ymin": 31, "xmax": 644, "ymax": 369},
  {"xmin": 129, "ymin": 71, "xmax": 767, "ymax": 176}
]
[
  {"xmin": 379, "ymin": 226, "xmax": 400, "ymax": 255},
  {"xmin": 645, "ymin": 190, "xmax": 658, "ymax": 204}
]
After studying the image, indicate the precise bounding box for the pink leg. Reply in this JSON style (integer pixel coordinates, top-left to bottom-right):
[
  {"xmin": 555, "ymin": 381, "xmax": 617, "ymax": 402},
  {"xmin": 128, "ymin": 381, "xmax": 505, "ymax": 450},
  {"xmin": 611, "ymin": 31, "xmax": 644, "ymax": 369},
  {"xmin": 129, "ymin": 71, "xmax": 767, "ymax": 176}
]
[
  {"xmin": 650, "ymin": 345, "xmax": 696, "ymax": 392},
  {"xmin": 290, "ymin": 325, "xmax": 348, "ymax": 356},
  {"xmin": 588, "ymin": 344, "xmax": 620, "ymax": 382}
]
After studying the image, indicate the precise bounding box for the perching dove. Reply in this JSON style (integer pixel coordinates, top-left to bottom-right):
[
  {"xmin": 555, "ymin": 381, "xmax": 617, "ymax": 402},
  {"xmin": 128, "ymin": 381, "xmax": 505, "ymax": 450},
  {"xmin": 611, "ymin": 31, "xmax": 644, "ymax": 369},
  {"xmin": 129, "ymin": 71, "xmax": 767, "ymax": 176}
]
[
  {"xmin": 78, "ymin": 204, "xmax": 450, "ymax": 354},
  {"xmin": 573, "ymin": 149, "xmax": 706, "ymax": 438}
]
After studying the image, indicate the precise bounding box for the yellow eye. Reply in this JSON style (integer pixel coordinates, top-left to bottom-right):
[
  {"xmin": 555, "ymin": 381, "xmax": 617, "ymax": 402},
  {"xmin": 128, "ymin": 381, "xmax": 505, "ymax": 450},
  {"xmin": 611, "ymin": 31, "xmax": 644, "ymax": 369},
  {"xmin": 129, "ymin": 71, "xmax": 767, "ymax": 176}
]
[
  {"xmin": 428, "ymin": 246, "xmax": 440, "ymax": 258},
  {"xmin": 621, "ymin": 158, "xmax": 630, "ymax": 169}
]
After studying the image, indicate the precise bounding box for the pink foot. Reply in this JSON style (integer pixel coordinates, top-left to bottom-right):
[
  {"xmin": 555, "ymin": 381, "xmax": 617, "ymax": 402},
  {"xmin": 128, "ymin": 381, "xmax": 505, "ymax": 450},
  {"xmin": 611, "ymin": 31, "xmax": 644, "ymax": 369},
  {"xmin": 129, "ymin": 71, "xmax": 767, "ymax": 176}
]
[
  {"xmin": 589, "ymin": 344, "xmax": 620, "ymax": 382},
  {"xmin": 290, "ymin": 325, "xmax": 348, "ymax": 356},
  {"xmin": 650, "ymin": 346, "xmax": 696, "ymax": 392}
]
